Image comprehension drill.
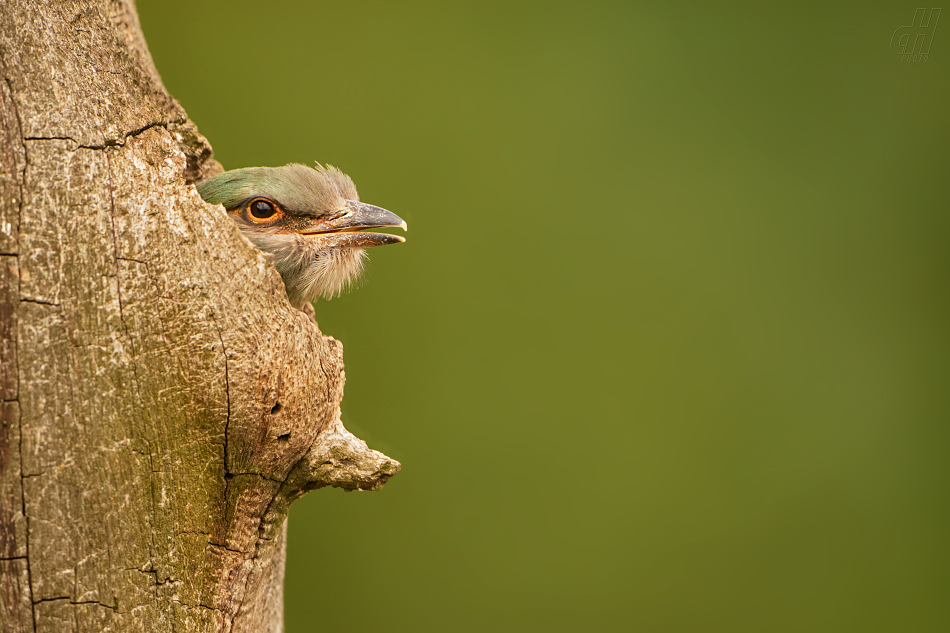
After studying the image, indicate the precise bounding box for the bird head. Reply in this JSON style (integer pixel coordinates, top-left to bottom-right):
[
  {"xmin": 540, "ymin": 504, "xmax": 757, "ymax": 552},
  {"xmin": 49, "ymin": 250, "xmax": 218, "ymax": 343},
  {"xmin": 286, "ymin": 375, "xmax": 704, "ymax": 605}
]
[{"xmin": 196, "ymin": 163, "xmax": 406, "ymax": 309}]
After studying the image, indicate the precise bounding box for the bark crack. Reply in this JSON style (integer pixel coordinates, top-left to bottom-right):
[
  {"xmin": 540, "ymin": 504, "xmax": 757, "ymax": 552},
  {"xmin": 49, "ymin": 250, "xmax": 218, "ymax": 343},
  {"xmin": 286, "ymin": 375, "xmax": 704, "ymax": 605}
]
[
  {"xmin": 2, "ymin": 59, "xmax": 37, "ymax": 632},
  {"xmin": 208, "ymin": 307, "xmax": 243, "ymax": 630},
  {"xmin": 208, "ymin": 308, "xmax": 234, "ymax": 559},
  {"xmin": 18, "ymin": 297, "xmax": 60, "ymax": 306},
  {"xmin": 32, "ymin": 595, "xmax": 119, "ymax": 611},
  {"xmin": 208, "ymin": 542, "xmax": 246, "ymax": 558},
  {"xmin": 23, "ymin": 118, "xmax": 186, "ymax": 151}
]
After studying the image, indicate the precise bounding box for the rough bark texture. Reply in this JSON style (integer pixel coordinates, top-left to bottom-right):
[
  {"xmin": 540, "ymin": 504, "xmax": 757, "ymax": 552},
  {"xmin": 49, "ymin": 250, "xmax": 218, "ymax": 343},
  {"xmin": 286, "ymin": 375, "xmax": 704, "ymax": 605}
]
[{"xmin": 0, "ymin": 2, "xmax": 399, "ymax": 631}]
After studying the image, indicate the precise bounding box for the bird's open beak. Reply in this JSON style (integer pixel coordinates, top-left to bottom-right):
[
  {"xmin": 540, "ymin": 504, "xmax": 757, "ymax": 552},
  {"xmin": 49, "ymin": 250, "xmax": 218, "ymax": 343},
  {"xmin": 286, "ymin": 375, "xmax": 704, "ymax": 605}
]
[{"xmin": 298, "ymin": 200, "xmax": 407, "ymax": 248}]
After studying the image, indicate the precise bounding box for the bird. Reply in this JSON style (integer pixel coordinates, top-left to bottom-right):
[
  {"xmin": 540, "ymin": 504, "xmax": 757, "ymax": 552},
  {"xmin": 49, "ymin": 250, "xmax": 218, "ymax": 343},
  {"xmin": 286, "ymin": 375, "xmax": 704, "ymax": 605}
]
[{"xmin": 197, "ymin": 163, "xmax": 406, "ymax": 310}]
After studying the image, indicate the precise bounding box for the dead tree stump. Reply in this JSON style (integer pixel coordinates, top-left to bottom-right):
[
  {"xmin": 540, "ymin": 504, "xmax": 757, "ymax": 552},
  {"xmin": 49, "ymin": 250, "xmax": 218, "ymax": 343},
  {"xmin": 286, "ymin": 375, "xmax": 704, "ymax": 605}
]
[{"xmin": 0, "ymin": 2, "xmax": 399, "ymax": 631}]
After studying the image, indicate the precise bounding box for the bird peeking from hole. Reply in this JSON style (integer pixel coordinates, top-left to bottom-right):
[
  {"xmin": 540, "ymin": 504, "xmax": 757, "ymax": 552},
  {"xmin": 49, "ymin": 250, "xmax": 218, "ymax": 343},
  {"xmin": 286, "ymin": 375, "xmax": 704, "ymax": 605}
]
[{"xmin": 196, "ymin": 163, "xmax": 406, "ymax": 312}]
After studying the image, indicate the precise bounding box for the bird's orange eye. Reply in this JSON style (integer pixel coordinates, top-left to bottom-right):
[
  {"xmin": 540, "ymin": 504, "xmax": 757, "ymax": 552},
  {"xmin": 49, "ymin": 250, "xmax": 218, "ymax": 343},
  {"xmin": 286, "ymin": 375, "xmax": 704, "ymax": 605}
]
[{"xmin": 245, "ymin": 198, "xmax": 282, "ymax": 223}]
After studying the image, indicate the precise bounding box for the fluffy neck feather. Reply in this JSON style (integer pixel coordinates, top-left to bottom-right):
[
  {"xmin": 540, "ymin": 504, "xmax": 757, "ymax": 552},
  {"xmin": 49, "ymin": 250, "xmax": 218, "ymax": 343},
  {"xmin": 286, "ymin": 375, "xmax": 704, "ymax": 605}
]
[{"xmin": 244, "ymin": 229, "xmax": 366, "ymax": 308}]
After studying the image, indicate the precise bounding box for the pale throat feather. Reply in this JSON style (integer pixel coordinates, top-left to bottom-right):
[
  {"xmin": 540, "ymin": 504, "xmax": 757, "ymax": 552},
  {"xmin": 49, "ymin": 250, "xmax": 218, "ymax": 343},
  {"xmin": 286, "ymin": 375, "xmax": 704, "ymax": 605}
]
[{"xmin": 243, "ymin": 229, "xmax": 367, "ymax": 308}]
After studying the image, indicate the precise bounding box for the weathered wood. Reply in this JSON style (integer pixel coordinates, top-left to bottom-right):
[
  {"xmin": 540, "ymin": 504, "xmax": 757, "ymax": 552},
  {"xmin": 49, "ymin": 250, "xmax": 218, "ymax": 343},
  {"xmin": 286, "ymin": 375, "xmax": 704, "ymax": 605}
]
[{"xmin": 0, "ymin": 2, "xmax": 399, "ymax": 631}]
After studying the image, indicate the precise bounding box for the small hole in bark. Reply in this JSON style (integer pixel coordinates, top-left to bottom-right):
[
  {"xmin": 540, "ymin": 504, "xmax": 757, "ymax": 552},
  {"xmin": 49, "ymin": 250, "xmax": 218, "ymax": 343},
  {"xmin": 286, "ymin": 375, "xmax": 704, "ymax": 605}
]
[
  {"xmin": 270, "ymin": 402, "xmax": 282, "ymax": 414},
  {"xmin": 277, "ymin": 433, "xmax": 291, "ymax": 442}
]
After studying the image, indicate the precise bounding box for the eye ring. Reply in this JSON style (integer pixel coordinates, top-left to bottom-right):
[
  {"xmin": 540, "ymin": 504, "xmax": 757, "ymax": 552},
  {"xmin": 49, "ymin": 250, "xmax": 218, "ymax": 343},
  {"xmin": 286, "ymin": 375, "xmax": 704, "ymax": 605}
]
[{"xmin": 244, "ymin": 198, "xmax": 283, "ymax": 223}]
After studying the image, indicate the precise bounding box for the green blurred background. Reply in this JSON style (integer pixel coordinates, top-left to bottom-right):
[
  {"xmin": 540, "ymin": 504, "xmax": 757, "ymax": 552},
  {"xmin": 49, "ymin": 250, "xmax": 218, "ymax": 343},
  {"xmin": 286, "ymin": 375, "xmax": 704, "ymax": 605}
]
[{"xmin": 138, "ymin": 1, "xmax": 949, "ymax": 631}]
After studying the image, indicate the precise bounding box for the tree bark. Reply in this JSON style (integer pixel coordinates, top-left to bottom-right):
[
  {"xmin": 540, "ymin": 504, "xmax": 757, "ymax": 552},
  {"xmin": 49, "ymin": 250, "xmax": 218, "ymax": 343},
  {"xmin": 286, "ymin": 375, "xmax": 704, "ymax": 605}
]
[{"xmin": 0, "ymin": 2, "xmax": 399, "ymax": 631}]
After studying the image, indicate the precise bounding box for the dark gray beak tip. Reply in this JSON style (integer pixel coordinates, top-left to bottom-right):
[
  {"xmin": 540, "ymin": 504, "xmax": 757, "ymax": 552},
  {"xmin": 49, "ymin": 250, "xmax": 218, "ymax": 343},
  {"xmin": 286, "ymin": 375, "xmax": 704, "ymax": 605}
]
[{"xmin": 344, "ymin": 200, "xmax": 408, "ymax": 232}]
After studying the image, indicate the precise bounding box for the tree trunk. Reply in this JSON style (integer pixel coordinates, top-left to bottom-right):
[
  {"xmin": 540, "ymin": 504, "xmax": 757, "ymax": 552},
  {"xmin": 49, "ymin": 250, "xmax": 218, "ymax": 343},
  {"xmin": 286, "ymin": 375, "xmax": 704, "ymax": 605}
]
[{"xmin": 0, "ymin": 2, "xmax": 399, "ymax": 631}]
